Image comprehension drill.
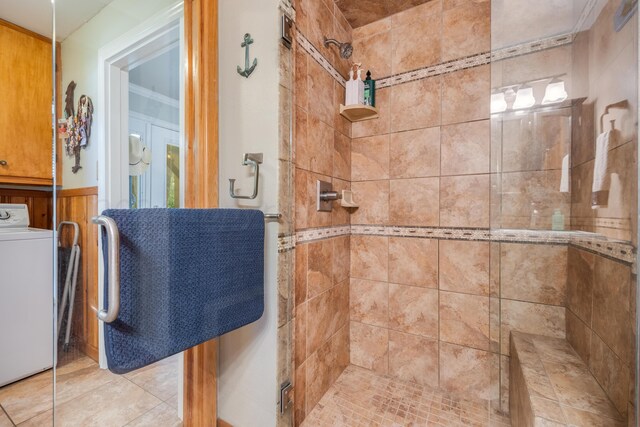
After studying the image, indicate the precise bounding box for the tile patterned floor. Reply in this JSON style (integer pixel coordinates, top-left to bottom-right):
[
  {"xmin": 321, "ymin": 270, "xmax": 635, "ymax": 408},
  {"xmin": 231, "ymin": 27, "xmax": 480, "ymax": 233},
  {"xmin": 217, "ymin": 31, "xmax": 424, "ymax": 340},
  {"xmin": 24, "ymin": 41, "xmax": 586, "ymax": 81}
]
[
  {"xmin": 0, "ymin": 355, "xmax": 181, "ymax": 426},
  {"xmin": 302, "ymin": 365, "xmax": 512, "ymax": 427}
]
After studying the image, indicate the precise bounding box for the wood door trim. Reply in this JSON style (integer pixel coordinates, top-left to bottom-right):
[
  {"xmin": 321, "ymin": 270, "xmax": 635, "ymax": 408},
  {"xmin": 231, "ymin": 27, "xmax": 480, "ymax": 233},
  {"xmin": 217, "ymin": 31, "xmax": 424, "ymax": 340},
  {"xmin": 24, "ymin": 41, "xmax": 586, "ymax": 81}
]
[
  {"xmin": 183, "ymin": 0, "xmax": 219, "ymax": 425},
  {"xmin": 57, "ymin": 187, "xmax": 98, "ymax": 197}
]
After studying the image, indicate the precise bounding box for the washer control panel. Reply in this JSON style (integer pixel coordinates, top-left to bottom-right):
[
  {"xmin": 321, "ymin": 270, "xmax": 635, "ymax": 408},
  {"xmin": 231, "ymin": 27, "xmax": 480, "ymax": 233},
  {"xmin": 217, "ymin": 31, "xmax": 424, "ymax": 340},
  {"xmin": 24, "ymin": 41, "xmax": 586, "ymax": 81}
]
[{"xmin": 0, "ymin": 204, "xmax": 30, "ymax": 228}]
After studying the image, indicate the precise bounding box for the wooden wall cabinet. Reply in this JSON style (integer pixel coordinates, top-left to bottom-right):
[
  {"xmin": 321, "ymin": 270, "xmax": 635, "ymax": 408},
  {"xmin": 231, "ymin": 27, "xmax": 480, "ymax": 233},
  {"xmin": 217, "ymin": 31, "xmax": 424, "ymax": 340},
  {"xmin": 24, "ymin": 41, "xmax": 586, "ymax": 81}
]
[{"xmin": 0, "ymin": 19, "xmax": 54, "ymax": 186}]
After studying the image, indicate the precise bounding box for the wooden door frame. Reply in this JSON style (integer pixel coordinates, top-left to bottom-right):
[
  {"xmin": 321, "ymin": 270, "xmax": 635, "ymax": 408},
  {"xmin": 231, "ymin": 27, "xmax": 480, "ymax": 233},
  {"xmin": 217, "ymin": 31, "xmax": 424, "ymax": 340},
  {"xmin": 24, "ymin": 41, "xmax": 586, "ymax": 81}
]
[{"xmin": 183, "ymin": 0, "xmax": 219, "ymax": 426}]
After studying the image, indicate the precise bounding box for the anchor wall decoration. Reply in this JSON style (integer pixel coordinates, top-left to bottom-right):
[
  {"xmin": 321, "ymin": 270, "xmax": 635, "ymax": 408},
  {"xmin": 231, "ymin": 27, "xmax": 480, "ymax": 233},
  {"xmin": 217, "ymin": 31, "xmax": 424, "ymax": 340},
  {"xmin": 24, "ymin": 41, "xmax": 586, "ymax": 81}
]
[{"xmin": 237, "ymin": 33, "xmax": 258, "ymax": 78}]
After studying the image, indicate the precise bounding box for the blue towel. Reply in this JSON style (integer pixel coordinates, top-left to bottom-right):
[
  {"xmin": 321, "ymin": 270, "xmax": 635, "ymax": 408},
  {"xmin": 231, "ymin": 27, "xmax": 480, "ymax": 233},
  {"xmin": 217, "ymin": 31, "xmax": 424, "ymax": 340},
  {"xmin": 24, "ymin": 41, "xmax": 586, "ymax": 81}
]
[{"xmin": 101, "ymin": 208, "xmax": 264, "ymax": 374}]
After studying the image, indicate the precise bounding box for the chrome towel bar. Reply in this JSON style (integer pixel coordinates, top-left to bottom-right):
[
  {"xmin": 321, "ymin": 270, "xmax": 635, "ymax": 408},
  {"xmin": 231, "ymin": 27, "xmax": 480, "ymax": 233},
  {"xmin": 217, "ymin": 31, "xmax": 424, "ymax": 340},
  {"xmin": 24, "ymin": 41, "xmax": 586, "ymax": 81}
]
[
  {"xmin": 92, "ymin": 210, "xmax": 279, "ymax": 323},
  {"xmin": 92, "ymin": 215, "xmax": 121, "ymax": 323}
]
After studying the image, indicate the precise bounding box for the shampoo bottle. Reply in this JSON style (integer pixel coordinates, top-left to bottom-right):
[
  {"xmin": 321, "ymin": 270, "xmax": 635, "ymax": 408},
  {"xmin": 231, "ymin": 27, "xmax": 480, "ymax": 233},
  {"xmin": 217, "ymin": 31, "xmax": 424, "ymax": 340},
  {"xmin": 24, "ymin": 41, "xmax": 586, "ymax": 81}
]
[
  {"xmin": 345, "ymin": 69, "xmax": 355, "ymax": 105},
  {"xmin": 356, "ymin": 68, "xmax": 365, "ymax": 105},
  {"xmin": 364, "ymin": 70, "xmax": 376, "ymax": 106}
]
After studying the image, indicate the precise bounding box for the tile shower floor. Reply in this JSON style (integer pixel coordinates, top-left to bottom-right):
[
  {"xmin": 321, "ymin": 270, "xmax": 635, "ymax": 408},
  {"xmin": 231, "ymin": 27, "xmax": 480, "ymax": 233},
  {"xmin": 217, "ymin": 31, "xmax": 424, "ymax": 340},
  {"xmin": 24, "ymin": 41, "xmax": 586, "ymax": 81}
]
[
  {"xmin": 302, "ymin": 365, "xmax": 512, "ymax": 427},
  {"xmin": 0, "ymin": 355, "xmax": 181, "ymax": 426}
]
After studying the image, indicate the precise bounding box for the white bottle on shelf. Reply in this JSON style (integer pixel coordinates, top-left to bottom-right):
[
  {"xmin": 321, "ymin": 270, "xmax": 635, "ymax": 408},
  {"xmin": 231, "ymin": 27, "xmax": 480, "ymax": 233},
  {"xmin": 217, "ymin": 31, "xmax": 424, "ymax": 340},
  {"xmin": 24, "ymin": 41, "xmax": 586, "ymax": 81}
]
[
  {"xmin": 345, "ymin": 69, "xmax": 355, "ymax": 105},
  {"xmin": 356, "ymin": 68, "xmax": 365, "ymax": 105}
]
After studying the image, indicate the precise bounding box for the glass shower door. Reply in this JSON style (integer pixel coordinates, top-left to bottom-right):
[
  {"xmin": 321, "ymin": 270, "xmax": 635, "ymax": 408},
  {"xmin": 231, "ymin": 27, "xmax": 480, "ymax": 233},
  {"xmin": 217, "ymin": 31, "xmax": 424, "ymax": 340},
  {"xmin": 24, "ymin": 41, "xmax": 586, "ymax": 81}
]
[
  {"xmin": 491, "ymin": 0, "xmax": 638, "ymax": 424},
  {"xmin": 50, "ymin": 1, "xmax": 185, "ymax": 425}
]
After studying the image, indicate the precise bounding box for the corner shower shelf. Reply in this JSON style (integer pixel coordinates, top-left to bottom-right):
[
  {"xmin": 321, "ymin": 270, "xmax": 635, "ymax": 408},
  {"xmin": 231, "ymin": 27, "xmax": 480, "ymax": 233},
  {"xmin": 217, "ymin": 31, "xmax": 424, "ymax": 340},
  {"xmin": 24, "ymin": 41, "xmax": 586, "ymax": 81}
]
[{"xmin": 339, "ymin": 104, "xmax": 379, "ymax": 122}]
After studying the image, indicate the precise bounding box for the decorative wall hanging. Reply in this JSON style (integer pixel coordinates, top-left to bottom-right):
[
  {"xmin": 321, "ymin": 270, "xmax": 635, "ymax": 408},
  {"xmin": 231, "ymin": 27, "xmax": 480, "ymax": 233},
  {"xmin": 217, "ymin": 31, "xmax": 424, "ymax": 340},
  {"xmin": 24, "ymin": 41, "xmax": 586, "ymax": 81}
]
[
  {"xmin": 60, "ymin": 81, "xmax": 94, "ymax": 174},
  {"xmin": 237, "ymin": 33, "xmax": 258, "ymax": 78}
]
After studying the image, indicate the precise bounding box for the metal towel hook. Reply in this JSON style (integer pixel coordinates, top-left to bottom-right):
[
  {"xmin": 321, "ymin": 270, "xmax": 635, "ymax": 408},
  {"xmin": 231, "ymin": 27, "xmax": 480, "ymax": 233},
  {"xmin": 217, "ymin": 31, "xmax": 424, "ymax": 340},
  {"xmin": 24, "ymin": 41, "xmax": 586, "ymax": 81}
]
[
  {"xmin": 229, "ymin": 153, "xmax": 263, "ymax": 199},
  {"xmin": 92, "ymin": 215, "xmax": 120, "ymax": 323}
]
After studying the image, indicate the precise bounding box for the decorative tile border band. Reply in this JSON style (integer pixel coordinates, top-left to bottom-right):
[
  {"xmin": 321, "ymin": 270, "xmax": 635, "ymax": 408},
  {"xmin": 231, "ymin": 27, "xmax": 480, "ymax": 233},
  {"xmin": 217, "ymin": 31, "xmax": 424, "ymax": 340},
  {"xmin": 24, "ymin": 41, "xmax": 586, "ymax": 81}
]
[
  {"xmin": 296, "ymin": 28, "xmax": 573, "ymax": 91},
  {"xmin": 296, "ymin": 225, "xmax": 351, "ymax": 243},
  {"xmin": 283, "ymin": 224, "xmax": 636, "ymax": 265},
  {"xmin": 377, "ymin": 33, "xmax": 573, "ymax": 89}
]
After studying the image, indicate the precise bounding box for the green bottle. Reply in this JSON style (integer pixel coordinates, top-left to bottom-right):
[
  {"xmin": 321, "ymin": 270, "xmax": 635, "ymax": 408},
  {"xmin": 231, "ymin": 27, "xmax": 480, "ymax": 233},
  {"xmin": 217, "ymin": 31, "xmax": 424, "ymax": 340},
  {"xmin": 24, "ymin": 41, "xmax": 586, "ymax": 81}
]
[{"xmin": 364, "ymin": 70, "xmax": 376, "ymax": 107}]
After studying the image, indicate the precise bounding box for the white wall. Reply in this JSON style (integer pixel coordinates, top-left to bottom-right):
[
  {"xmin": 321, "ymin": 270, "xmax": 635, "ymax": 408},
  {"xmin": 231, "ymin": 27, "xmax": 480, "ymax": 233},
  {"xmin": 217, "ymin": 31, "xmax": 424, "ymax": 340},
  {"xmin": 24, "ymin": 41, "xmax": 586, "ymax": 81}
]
[
  {"xmin": 60, "ymin": 0, "xmax": 177, "ymax": 189},
  {"xmin": 217, "ymin": 0, "xmax": 281, "ymax": 426}
]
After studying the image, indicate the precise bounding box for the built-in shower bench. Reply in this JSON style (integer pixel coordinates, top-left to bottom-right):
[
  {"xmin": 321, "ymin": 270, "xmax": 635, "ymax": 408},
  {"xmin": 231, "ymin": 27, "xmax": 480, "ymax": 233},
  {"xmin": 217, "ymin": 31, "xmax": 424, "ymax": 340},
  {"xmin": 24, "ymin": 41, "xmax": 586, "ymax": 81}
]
[{"xmin": 510, "ymin": 332, "xmax": 625, "ymax": 426}]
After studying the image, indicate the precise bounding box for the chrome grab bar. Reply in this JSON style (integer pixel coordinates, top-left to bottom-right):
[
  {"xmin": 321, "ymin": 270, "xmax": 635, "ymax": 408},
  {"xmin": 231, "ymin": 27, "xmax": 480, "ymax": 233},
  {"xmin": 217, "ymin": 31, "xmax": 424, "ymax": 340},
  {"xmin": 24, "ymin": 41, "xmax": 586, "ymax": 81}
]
[
  {"xmin": 92, "ymin": 215, "xmax": 120, "ymax": 323},
  {"xmin": 229, "ymin": 152, "xmax": 263, "ymax": 199}
]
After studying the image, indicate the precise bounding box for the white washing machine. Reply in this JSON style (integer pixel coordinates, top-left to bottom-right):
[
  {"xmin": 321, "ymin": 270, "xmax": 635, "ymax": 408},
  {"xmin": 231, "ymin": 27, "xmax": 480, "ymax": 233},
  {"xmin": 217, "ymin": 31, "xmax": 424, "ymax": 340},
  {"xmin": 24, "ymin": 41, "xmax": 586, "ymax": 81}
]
[{"xmin": 0, "ymin": 203, "xmax": 53, "ymax": 387}]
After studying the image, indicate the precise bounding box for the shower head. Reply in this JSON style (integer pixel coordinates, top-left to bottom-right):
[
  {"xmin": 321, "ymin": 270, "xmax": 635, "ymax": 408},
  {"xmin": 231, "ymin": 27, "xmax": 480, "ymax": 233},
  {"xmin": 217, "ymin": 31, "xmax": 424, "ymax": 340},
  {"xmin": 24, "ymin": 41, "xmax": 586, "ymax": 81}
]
[{"xmin": 324, "ymin": 37, "xmax": 353, "ymax": 59}]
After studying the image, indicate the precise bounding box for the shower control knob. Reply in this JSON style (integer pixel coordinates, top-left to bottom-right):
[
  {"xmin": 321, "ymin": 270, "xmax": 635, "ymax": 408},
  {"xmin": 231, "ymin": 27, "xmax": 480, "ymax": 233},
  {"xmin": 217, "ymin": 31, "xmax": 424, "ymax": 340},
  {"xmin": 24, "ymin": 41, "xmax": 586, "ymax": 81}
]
[{"xmin": 0, "ymin": 210, "xmax": 10, "ymax": 220}]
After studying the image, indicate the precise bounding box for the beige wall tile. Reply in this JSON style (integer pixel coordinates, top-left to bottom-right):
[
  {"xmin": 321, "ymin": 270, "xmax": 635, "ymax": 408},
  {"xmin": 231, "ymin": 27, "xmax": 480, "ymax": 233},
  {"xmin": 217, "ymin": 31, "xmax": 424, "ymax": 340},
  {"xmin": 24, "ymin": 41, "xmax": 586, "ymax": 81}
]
[
  {"xmin": 295, "ymin": 106, "xmax": 309, "ymax": 170},
  {"xmin": 306, "ymin": 115, "xmax": 334, "ymax": 176},
  {"xmin": 307, "ymin": 59, "xmax": 335, "ymax": 126},
  {"xmin": 307, "ymin": 239, "xmax": 334, "ymax": 299},
  {"xmin": 351, "ymin": 135, "xmax": 390, "ymax": 181},
  {"xmin": 571, "ymin": 101, "xmax": 595, "ymax": 167},
  {"xmin": 352, "ymin": 87, "xmax": 391, "ymax": 138},
  {"xmin": 389, "ymin": 237, "xmax": 438, "ymax": 288},
  {"xmin": 500, "ymin": 170, "xmax": 570, "ymax": 230},
  {"xmin": 560, "ymin": 406, "xmax": 626, "ymax": 427},
  {"xmin": 299, "ymin": 0, "xmax": 339, "ymax": 69},
  {"xmin": 440, "ymin": 174, "xmax": 490, "ymax": 227},
  {"xmin": 442, "ymin": 65, "xmax": 490, "ymax": 125},
  {"xmin": 589, "ymin": 331, "xmax": 630, "ymax": 417},
  {"xmin": 389, "ymin": 127, "xmax": 440, "ymax": 179},
  {"xmin": 391, "ymin": 17, "xmax": 442, "ymax": 74},
  {"xmin": 566, "ymin": 247, "xmax": 595, "ymax": 325},
  {"xmin": 390, "ymin": 77, "xmax": 442, "ymax": 132},
  {"xmin": 306, "ymin": 282, "xmax": 349, "ymax": 357},
  {"xmin": 295, "ymin": 48, "xmax": 309, "ymax": 110},
  {"xmin": 295, "ymin": 362, "xmax": 307, "ymax": 424},
  {"xmin": 500, "ymin": 243, "xmax": 567, "ymax": 306},
  {"xmin": 441, "ymin": 0, "xmax": 490, "ymax": 62},
  {"xmin": 490, "ymin": 297, "xmax": 501, "ymax": 353},
  {"xmin": 440, "ymin": 342, "xmax": 499, "ymax": 401},
  {"xmin": 350, "ymin": 236, "xmax": 389, "ymax": 281},
  {"xmin": 305, "ymin": 324, "xmax": 350, "ymax": 414},
  {"xmin": 500, "ymin": 299, "xmax": 566, "ymax": 355},
  {"xmin": 389, "ymin": 178, "xmax": 440, "ymax": 226},
  {"xmin": 295, "ymin": 302, "xmax": 308, "ymax": 368},
  {"xmin": 351, "ymin": 29, "xmax": 392, "ymax": 78},
  {"xmin": 295, "ymin": 168, "xmax": 310, "ymax": 230},
  {"xmin": 350, "ymin": 278, "xmax": 388, "ymax": 327},
  {"xmin": 333, "ymin": 131, "xmax": 351, "ymax": 181},
  {"xmin": 389, "ymin": 283, "xmax": 438, "ymax": 338},
  {"xmin": 389, "ymin": 331, "xmax": 439, "ymax": 387},
  {"xmin": 295, "ymin": 244, "xmax": 308, "ymax": 306},
  {"xmin": 440, "ymin": 291, "xmax": 490, "ymax": 350},
  {"xmin": 439, "ymin": 240, "xmax": 490, "ymax": 296},
  {"xmin": 333, "ymin": 236, "xmax": 351, "ymax": 284},
  {"xmin": 350, "ymin": 321, "xmax": 389, "ymax": 374},
  {"xmin": 566, "ymin": 309, "xmax": 592, "ymax": 366},
  {"xmin": 352, "ymin": 16, "xmax": 392, "ymax": 40},
  {"xmin": 501, "ymin": 109, "xmax": 571, "ymax": 173},
  {"xmin": 350, "ymin": 180, "xmax": 390, "ymax": 224},
  {"xmin": 593, "ymin": 256, "xmax": 632, "ymax": 364},
  {"xmin": 441, "ymin": 120, "xmax": 490, "ymax": 176}
]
